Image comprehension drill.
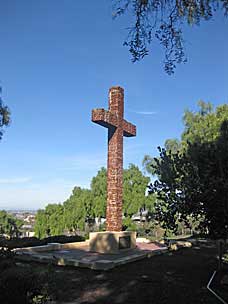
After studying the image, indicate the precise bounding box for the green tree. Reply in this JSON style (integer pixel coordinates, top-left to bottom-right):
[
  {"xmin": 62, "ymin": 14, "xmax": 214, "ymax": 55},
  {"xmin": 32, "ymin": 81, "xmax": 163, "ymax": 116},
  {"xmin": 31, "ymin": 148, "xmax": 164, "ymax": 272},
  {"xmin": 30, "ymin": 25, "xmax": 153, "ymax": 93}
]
[
  {"xmin": 142, "ymin": 154, "xmax": 157, "ymax": 175},
  {"xmin": 35, "ymin": 164, "xmax": 155, "ymax": 235},
  {"xmin": 90, "ymin": 167, "xmax": 107, "ymax": 218},
  {"xmin": 89, "ymin": 164, "xmax": 155, "ymax": 218},
  {"xmin": 164, "ymin": 138, "xmax": 181, "ymax": 154},
  {"xmin": 46, "ymin": 204, "xmax": 65, "ymax": 236},
  {"xmin": 0, "ymin": 210, "xmax": 23, "ymax": 238},
  {"xmin": 35, "ymin": 188, "xmax": 92, "ymax": 237},
  {"xmin": 123, "ymin": 163, "xmax": 153, "ymax": 216},
  {"xmin": 113, "ymin": 0, "xmax": 228, "ymax": 74},
  {"xmin": 64, "ymin": 187, "xmax": 92, "ymax": 232},
  {"xmin": 34, "ymin": 209, "xmax": 49, "ymax": 239},
  {"xmin": 143, "ymin": 101, "xmax": 228, "ymax": 176},
  {"xmin": 0, "ymin": 88, "xmax": 10, "ymax": 140},
  {"xmin": 143, "ymin": 138, "xmax": 181, "ymax": 175},
  {"xmin": 148, "ymin": 102, "xmax": 228, "ymax": 239},
  {"xmin": 181, "ymin": 101, "xmax": 228, "ymax": 147},
  {"xmin": 34, "ymin": 204, "xmax": 65, "ymax": 238}
]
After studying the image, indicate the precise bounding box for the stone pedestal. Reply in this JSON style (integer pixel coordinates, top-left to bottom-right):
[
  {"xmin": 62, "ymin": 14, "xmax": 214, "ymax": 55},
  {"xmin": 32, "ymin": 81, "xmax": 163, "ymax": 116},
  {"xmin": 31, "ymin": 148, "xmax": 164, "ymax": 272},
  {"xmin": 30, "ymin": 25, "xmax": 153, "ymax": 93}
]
[{"xmin": 89, "ymin": 231, "xmax": 136, "ymax": 254}]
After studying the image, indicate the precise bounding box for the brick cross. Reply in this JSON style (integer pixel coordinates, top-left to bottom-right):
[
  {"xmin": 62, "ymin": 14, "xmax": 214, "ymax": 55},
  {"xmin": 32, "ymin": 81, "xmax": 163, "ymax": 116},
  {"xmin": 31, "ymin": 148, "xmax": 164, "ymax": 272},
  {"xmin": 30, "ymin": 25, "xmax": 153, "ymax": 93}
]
[{"xmin": 92, "ymin": 86, "xmax": 136, "ymax": 231}]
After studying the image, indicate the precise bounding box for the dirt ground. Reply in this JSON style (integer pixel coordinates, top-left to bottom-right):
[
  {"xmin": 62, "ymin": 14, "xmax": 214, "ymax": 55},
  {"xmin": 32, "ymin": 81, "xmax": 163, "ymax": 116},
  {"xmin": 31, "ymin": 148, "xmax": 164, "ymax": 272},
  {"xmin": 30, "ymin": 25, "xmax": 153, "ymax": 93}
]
[{"xmin": 33, "ymin": 240, "xmax": 227, "ymax": 304}]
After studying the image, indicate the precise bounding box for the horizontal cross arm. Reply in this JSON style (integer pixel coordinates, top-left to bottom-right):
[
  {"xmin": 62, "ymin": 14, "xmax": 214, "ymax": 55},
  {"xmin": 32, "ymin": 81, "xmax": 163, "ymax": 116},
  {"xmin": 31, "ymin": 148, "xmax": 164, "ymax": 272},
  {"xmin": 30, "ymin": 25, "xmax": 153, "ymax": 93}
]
[
  {"xmin": 92, "ymin": 109, "xmax": 118, "ymax": 129},
  {"xmin": 123, "ymin": 119, "xmax": 136, "ymax": 137}
]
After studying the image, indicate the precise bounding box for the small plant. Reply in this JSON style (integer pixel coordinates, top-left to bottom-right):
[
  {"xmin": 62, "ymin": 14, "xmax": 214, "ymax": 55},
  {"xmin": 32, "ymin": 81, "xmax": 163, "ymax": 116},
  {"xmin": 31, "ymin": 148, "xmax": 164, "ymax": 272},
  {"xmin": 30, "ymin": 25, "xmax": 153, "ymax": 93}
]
[
  {"xmin": 223, "ymin": 253, "xmax": 228, "ymax": 264},
  {"xmin": 31, "ymin": 294, "xmax": 51, "ymax": 304},
  {"xmin": 122, "ymin": 217, "xmax": 137, "ymax": 231}
]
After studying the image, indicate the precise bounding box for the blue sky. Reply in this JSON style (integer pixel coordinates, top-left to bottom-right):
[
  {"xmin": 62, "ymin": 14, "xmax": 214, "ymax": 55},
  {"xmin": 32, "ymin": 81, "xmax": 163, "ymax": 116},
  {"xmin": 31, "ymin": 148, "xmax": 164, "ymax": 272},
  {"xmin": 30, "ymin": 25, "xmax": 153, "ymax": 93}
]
[{"xmin": 0, "ymin": 1, "xmax": 227, "ymax": 210}]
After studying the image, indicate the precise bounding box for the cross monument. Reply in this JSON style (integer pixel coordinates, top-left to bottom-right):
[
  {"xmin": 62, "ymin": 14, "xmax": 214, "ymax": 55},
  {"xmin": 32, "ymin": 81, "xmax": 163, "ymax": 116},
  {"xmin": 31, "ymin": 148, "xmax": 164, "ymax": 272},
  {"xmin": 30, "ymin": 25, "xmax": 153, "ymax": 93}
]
[{"xmin": 92, "ymin": 86, "xmax": 136, "ymax": 232}]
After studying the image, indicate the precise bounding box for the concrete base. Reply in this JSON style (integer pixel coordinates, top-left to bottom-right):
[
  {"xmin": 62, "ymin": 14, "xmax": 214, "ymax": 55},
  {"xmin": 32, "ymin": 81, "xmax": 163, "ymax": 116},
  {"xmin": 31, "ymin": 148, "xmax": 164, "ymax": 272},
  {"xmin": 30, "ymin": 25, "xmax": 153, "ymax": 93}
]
[
  {"xmin": 89, "ymin": 231, "xmax": 136, "ymax": 254},
  {"xmin": 14, "ymin": 241, "xmax": 168, "ymax": 270}
]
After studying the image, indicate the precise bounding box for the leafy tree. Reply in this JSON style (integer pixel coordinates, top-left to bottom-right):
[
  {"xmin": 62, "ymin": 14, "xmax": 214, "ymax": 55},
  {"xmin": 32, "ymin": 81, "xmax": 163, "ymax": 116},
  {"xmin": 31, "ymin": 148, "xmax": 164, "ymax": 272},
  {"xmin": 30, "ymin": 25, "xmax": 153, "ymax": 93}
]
[
  {"xmin": 35, "ymin": 189, "xmax": 93, "ymax": 237},
  {"xmin": 148, "ymin": 102, "xmax": 228, "ymax": 239},
  {"xmin": 123, "ymin": 163, "xmax": 154, "ymax": 216},
  {"xmin": 35, "ymin": 164, "xmax": 155, "ymax": 235},
  {"xmin": 164, "ymin": 138, "xmax": 181, "ymax": 154},
  {"xmin": 143, "ymin": 138, "xmax": 181, "ymax": 175},
  {"xmin": 46, "ymin": 204, "xmax": 65, "ymax": 236},
  {"xmin": 90, "ymin": 167, "xmax": 107, "ymax": 218},
  {"xmin": 142, "ymin": 154, "xmax": 157, "ymax": 175},
  {"xmin": 112, "ymin": 0, "xmax": 228, "ymax": 74},
  {"xmin": 64, "ymin": 187, "xmax": 92, "ymax": 232},
  {"xmin": 35, "ymin": 204, "xmax": 65, "ymax": 238},
  {"xmin": 143, "ymin": 101, "xmax": 228, "ymax": 176},
  {"xmin": 34, "ymin": 209, "xmax": 50, "ymax": 239},
  {"xmin": 90, "ymin": 164, "xmax": 155, "ymax": 218},
  {"xmin": 15, "ymin": 218, "xmax": 24, "ymax": 236},
  {"xmin": 0, "ymin": 210, "xmax": 23, "ymax": 238},
  {"xmin": 0, "ymin": 88, "xmax": 10, "ymax": 140},
  {"xmin": 181, "ymin": 101, "xmax": 228, "ymax": 147}
]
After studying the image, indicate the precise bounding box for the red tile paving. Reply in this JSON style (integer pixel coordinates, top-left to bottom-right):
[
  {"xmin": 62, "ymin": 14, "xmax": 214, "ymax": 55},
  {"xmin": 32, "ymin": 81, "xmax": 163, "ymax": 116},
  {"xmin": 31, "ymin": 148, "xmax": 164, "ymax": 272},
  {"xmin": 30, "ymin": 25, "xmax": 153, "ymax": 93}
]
[{"xmin": 136, "ymin": 242, "xmax": 167, "ymax": 251}]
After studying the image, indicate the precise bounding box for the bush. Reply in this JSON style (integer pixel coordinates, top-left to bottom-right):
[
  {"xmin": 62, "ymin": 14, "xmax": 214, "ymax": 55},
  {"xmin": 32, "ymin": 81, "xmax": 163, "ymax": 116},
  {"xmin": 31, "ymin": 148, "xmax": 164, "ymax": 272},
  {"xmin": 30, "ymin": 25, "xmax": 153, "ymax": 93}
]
[
  {"xmin": 44, "ymin": 234, "xmax": 84, "ymax": 244},
  {"xmin": 133, "ymin": 221, "xmax": 165, "ymax": 240},
  {"xmin": 0, "ymin": 235, "xmax": 85, "ymax": 250},
  {"xmin": 0, "ymin": 237, "xmax": 46, "ymax": 249}
]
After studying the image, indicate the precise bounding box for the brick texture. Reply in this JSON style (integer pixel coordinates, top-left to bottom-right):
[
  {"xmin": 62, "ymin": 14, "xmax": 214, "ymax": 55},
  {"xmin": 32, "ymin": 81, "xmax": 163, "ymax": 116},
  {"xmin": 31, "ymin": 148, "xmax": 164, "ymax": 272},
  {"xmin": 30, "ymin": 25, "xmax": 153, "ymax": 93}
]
[{"xmin": 92, "ymin": 86, "xmax": 136, "ymax": 231}]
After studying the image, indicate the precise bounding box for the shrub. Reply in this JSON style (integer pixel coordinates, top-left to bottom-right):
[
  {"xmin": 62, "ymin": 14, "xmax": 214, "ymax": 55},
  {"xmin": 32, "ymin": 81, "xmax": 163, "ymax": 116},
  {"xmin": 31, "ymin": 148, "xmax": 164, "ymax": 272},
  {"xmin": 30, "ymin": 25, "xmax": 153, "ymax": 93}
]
[
  {"xmin": 0, "ymin": 237, "xmax": 45, "ymax": 249},
  {"xmin": 0, "ymin": 235, "xmax": 85, "ymax": 250},
  {"xmin": 44, "ymin": 234, "xmax": 84, "ymax": 244}
]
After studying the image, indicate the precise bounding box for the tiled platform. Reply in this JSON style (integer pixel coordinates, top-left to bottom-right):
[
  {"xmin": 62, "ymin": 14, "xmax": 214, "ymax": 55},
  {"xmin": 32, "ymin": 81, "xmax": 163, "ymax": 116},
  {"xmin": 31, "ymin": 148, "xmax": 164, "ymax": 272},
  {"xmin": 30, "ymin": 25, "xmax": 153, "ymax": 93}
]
[{"xmin": 15, "ymin": 241, "xmax": 168, "ymax": 270}]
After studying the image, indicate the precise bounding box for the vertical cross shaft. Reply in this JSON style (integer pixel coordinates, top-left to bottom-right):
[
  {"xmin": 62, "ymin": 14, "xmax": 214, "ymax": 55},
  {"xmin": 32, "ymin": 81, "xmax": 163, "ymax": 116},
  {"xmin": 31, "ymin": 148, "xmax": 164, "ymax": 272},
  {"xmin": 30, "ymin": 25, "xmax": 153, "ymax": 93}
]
[
  {"xmin": 107, "ymin": 87, "xmax": 124, "ymax": 231},
  {"xmin": 92, "ymin": 86, "xmax": 136, "ymax": 232}
]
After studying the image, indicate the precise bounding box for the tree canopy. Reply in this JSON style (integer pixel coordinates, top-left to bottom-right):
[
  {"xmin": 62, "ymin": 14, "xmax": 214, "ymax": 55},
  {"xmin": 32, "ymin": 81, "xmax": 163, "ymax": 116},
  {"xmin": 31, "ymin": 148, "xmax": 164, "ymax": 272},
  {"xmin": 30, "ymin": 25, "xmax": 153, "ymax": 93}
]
[
  {"xmin": 0, "ymin": 88, "xmax": 10, "ymax": 140},
  {"xmin": 64, "ymin": 187, "xmax": 93, "ymax": 232},
  {"xmin": 143, "ymin": 138, "xmax": 181, "ymax": 175},
  {"xmin": 113, "ymin": 0, "xmax": 228, "ymax": 74},
  {"xmin": 143, "ymin": 101, "xmax": 228, "ymax": 173},
  {"xmin": 147, "ymin": 101, "xmax": 228, "ymax": 239},
  {"xmin": 90, "ymin": 167, "xmax": 107, "ymax": 219},
  {"xmin": 34, "ymin": 164, "xmax": 155, "ymax": 238},
  {"xmin": 0, "ymin": 210, "xmax": 23, "ymax": 238},
  {"xmin": 123, "ymin": 163, "xmax": 154, "ymax": 215}
]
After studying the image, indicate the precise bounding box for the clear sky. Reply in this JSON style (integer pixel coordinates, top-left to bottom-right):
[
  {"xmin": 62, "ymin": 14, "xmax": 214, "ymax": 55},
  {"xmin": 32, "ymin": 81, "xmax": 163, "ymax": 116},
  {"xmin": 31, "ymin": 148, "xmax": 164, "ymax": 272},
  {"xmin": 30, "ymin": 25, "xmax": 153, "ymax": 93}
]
[{"xmin": 0, "ymin": 1, "xmax": 227, "ymax": 210}]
